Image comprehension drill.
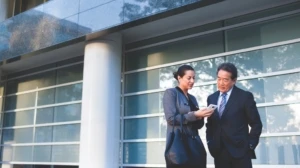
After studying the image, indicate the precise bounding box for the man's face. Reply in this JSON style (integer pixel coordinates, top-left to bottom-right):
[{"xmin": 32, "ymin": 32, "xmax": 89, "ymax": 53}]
[{"xmin": 217, "ymin": 69, "xmax": 236, "ymax": 93}]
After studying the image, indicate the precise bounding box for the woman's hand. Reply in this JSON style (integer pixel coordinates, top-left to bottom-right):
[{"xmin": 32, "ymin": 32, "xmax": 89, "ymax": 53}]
[{"xmin": 194, "ymin": 108, "xmax": 214, "ymax": 119}]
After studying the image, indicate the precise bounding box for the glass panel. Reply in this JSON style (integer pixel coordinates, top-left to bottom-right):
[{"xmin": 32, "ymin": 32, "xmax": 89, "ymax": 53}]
[
  {"xmin": 124, "ymin": 117, "xmax": 166, "ymax": 139},
  {"xmin": 123, "ymin": 142, "xmax": 165, "ymax": 164},
  {"xmin": 266, "ymin": 104, "xmax": 300, "ymax": 133},
  {"xmin": 125, "ymin": 69, "xmax": 160, "ymax": 93},
  {"xmin": 237, "ymin": 72, "xmax": 300, "ymax": 104},
  {"xmin": 79, "ymin": 0, "xmax": 112, "ymax": 12},
  {"xmin": 0, "ymin": 83, "xmax": 4, "ymax": 96},
  {"xmin": 2, "ymin": 128, "xmax": 33, "ymax": 144},
  {"xmin": 236, "ymin": 78, "xmax": 265, "ymax": 104},
  {"xmin": 36, "ymin": 107, "xmax": 54, "ymax": 124},
  {"xmin": 55, "ymin": 84, "xmax": 82, "ymax": 103},
  {"xmin": 54, "ymin": 103, "xmax": 81, "ymax": 122},
  {"xmin": 227, "ymin": 42, "xmax": 300, "ymax": 77},
  {"xmin": 126, "ymin": 22, "xmax": 223, "ymax": 50},
  {"xmin": 124, "ymin": 93, "xmax": 163, "ymax": 116},
  {"xmin": 253, "ymin": 136, "xmax": 300, "ymax": 165},
  {"xmin": 3, "ymin": 110, "xmax": 34, "ymax": 127},
  {"xmin": 35, "ymin": 126, "xmax": 53, "ymax": 143},
  {"xmin": 51, "ymin": 145, "xmax": 79, "ymax": 162},
  {"xmin": 1, "ymin": 146, "xmax": 12, "ymax": 161},
  {"xmin": 56, "ymin": 64, "xmax": 83, "ymax": 84},
  {"xmin": 125, "ymin": 32, "xmax": 224, "ymax": 71},
  {"xmin": 258, "ymin": 107, "xmax": 267, "ymax": 133},
  {"xmin": 190, "ymin": 85, "xmax": 217, "ymax": 107},
  {"xmin": 36, "ymin": 104, "xmax": 81, "ymax": 124},
  {"xmin": 263, "ymin": 73, "xmax": 300, "ymax": 103},
  {"xmin": 43, "ymin": 0, "xmax": 79, "ymax": 19},
  {"xmin": 6, "ymin": 71, "xmax": 55, "ymax": 94},
  {"xmin": 52, "ymin": 124, "xmax": 80, "ymax": 142},
  {"xmin": 13, "ymin": 146, "xmax": 33, "ymax": 161},
  {"xmin": 125, "ymin": 57, "xmax": 224, "ymax": 93},
  {"xmin": 33, "ymin": 146, "xmax": 51, "ymax": 162},
  {"xmin": 226, "ymin": 14, "xmax": 300, "ymax": 51},
  {"xmin": 37, "ymin": 88, "xmax": 55, "ymax": 106},
  {"xmin": 4, "ymin": 92, "xmax": 36, "ymax": 110},
  {"xmin": 225, "ymin": 2, "xmax": 300, "ymax": 26},
  {"xmin": 1, "ymin": 164, "xmax": 13, "ymax": 168}
]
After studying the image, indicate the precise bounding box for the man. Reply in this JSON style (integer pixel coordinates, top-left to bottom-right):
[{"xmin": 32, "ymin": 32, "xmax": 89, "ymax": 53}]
[{"xmin": 206, "ymin": 62, "xmax": 262, "ymax": 168}]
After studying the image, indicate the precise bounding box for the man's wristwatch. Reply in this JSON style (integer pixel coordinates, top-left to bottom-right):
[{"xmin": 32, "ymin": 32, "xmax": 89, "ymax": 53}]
[{"xmin": 249, "ymin": 144, "xmax": 255, "ymax": 150}]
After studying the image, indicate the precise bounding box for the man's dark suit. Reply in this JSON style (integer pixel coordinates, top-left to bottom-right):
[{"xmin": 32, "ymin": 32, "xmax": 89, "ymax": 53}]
[{"xmin": 206, "ymin": 85, "xmax": 262, "ymax": 168}]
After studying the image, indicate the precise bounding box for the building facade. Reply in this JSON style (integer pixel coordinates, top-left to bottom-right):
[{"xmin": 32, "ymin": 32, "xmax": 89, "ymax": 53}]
[{"xmin": 0, "ymin": 0, "xmax": 300, "ymax": 168}]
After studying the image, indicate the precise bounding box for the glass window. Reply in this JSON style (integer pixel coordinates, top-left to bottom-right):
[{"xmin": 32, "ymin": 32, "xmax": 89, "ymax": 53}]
[
  {"xmin": 51, "ymin": 145, "xmax": 79, "ymax": 162},
  {"xmin": 236, "ymin": 72, "xmax": 300, "ymax": 104},
  {"xmin": 0, "ymin": 83, "xmax": 4, "ymax": 96},
  {"xmin": 4, "ymin": 92, "xmax": 36, "ymax": 111},
  {"xmin": 14, "ymin": 0, "xmax": 49, "ymax": 16},
  {"xmin": 125, "ymin": 57, "xmax": 224, "ymax": 93},
  {"xmin": 13, "ymin": 146, "xmax": 33, "ymax": 161},
  {"xmin": 125, "ymin": 69, "xmax": 160, "ymax": 93},
  {"xmin": 226, "ymin": 42, "xmax": 300, "ymax": 77},
  {"xmin": 190, "ymin": 85, "xmax": 217, "ymax": 107},
  {"xmin": 55, "ymin": 84, "xmax": 82, "ymax": 103},
  {"xmin": 258, "ymin": 107, "xmax": 267, "ymax": 133},
  {"xmin": 124, "ymin": 93, "xmax": 163, "ymax": 116},
  {"xmin": 125, "ymin": 32, "xmax": 224, "ymax": 71},
  {"xmin": 124, "ymin": 117, "xmax": 166, "ymax": 139},
  {"xmin": 37, "ymin": 84, "xmax": 82, "ymax": 106},
  {"xmin": 6, "ymin": 71, "xmax": 55, "ymax": 95},
  {"xmin": 37, "ymin": 89, "xmax": 55, "ymax": 106},
  {"xmin": 225, "ymin": 2, "xmax": 300, "ymax": 26},
  {"xmin": 36, "ymin": 107, "xmax": 54, "ymax": 124},
  {"xmin": 226, "ymin": 14, "xmax": 300, "ymax": 51},
  {"xmin": 264, "ymin": 104, "xmax": 300, "ymax": 133},
  {"xmin": 1, "ymin": 146, "xmax": 13, "ymax": 161},
  {"xmin": 33, "ymin": 146, "xmax": 51, "ymax": 162},
  {"xmin": 3, "ymin": 110, "xmax": 34, "ymax": 127},
  {"xmin": 56, "ymin": 64, "xmax": 83, "ymax": 84},
  {"xmin": 253, "ymin": 136, "xmax": 300, "ymax": 165},
  {"xmin": 2, "ymin": 128, "xmax": 33, "ymax": 144},
  {"xmin": 52, "ymin": 124, "xmax": 80, "ymax": 142},
  {"xmin": 235, "ymin": 78, "xmax": 265, "ymax": 104},
  {"xmin": 36, "ymin": 104, "xmax": 81, "ymax": 124},
  {"xmin": 35, "ymin": 126, "xmax": 52, "ymax": 143},
  {"xmin": 123, "ymin": 142, "xmax": 165, "ymax": 164},
  {"xmin": 54, "ymin": 103, "xmax": 81, "ymax": 122}
]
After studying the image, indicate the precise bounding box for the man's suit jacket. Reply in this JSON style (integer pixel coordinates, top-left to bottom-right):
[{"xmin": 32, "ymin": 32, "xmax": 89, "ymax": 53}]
[{"xmin": 206, "ymin": 85, "xmax": 262, "ymax": 159}]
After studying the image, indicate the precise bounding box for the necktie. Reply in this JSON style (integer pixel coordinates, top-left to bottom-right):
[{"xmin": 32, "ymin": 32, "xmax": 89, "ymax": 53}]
[{"xmin": 219, "ymin": 92, "xmax": 227, "ymax": 117}]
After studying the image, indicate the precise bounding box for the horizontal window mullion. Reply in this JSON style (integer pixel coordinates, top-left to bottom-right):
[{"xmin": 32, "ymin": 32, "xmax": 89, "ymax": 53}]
[
  {"xmin": 3, "ymin": 100, "xmax": 82, "ymax": 113},
  {"xmin": 0, "ymin": 142, "xmax": 80, "ymax": 147},
  {"xmin": 5, "ymin": 80, "xmax": 83, "ymax": 97},
  {"xmin": 122, "ymin": 138, "xmax": 165, "ymax": 143},
  {"xmin": 1, "ymin": 121, "xmax": 81, "ymax": 129},
  {"xmin": 260, "ymin": 132, "xmax": 300, "ymax": 137},
  {"xmin": 123, "ymin": 113, "xmax": 164, "ymax": 119},
  {"xmin": 121, "ymin": 164, "xmax": 166, "ymax": 167},
  {"xmin": 0, "ymin": 161, "xmax": 79, "ymax": 165}
]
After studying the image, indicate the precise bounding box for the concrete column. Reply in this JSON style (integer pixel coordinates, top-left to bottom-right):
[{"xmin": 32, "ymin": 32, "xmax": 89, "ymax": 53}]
[{"xmin": 79, "ymin": 33, "xmax": 122, "ymax": 168}]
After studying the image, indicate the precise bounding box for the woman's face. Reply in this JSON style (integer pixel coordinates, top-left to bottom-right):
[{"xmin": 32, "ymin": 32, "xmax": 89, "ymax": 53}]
[{"xmin": 178, "ymin": 70, "xmax": 195, "ymax": 90}]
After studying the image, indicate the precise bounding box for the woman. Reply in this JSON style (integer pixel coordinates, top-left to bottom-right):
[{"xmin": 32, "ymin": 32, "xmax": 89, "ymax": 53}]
[{"xmin": 163, "ymin": 65, "xmax": 214, "ymax": 168}]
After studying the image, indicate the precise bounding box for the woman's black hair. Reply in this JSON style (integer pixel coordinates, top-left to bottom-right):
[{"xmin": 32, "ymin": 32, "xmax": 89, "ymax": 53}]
[{"xmin": 173, "ymin": 65, "xmax": 194, "ymax": 81}]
